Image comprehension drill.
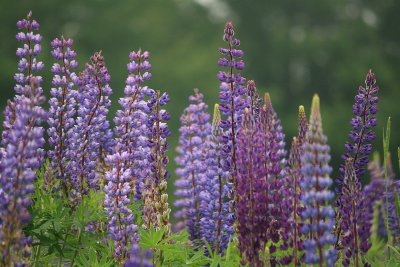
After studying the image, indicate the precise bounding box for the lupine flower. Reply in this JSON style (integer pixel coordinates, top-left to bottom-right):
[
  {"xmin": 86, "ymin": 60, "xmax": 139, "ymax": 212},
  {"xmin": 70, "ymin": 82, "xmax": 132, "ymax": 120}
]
[
  {"xmin": 0, "ymin": 77, "xmax": 47, "ymax": 266},
  {"xmin": 198, "ymin": 104, "xmax": 233, "ymax": 254},
  {"xmin": 47, "ymin": 36, "xmax": 78, "ymax": 197},
  {"xmin": 2, "ymin": 11, "xmax": 44, "ymax": 156},
  {"xmin": 288, "ymin": 105, "xmax": 307, "ymax": 266},
  {"xmin": 125, "ymin": 244, "xmax": 154, "ymax": 267},
  {"xmin": 67, "ymin": 52, "xmax": 113, "ymax": 203},
  {"xmin": 142, "ymin": 91, "xmax": 171, "ymax": 233},
  {"xmin": 104, "ymin": 151, "xmax": 139, "ymax": 261},
  {"xmin": 218, "ymin": 21, "xmax": 247, "ymax": 215},
  {"xmin": 246, "ymin": 80, "xmax": 262, "ymax": 118},
  {"xmin": 114, "ymin": 50, "xmax": 152, "ymax": 201},
  {"xmin": 336, "ymin": 70, "xmax": 379, "ymax": 250},
  {"xmin": 174, "ymin": 89, "xmax": 211, "ymax": 242},
  {"xmin": 387, "ymin": 181, "xmax": 400, "ymax": 243},
  {"xmin": 258, "ymin": 93, "xmax": 290, "ymax": 265},
  {"xmin": 338, "ymin": 158, "xmax": 370, "ymax": 267},
  {"xmin": 236, "ymin": 108, "xmax": 268, "ymax": 267},
  {"xmin": 300, "ymin": 95, "xmax": 336, "ymax": 267},
  {"xmin": 340, "ymin": 70, "xmax": 379, "ymax": 180}
]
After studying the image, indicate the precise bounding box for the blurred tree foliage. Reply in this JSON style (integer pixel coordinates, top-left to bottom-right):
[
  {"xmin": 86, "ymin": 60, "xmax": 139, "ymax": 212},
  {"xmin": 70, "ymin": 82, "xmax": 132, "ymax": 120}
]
[{"xmin": 0, "ymin": 0, "xmax": 399, "ymax": 198}]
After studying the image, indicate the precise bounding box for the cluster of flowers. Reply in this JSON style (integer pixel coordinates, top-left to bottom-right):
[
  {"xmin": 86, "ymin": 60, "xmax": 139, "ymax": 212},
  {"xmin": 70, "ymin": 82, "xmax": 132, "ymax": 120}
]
[{"xmin": 0, "ymin": 11, "xmax": 399, "ymax": 267}]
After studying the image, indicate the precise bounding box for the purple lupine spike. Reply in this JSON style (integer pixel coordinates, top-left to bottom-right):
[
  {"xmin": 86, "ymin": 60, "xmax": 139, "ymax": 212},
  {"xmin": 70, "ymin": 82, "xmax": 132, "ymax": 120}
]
[
  {"xmin": 0, "ymin": 77, "xmax": 47, "ymax": 266},
  {"xmin": 66, "ymin": 51, "xmax": 113, "ymax": 204},
  {"xmin": 288, "ymin": 105, "xmax": 307, "ymax": 266},
  {"xmin": 104, "ymin": 151, "xmax": 139, "ymax": 262},
  {"xmin": 300, "ymin": 95, "xmax": 336, "ymax": 267},
  {"xmin": 257, "ymin": 93, "xmax": 290, "ymax": 265},
  {"xmin": 1, "ymin": 11, "xmax": 44, "ymax": 156},
  {"xmin": 198, "ymin": 104, "xmax": 233, "ymax": 255},
  {"xmin": 125, "ymin": 244, "xmax": 154, "ymax": 267},
  {"xmin": 236, "ymin": 108, "xmax": 268, "ymax": 267},
  {"xmin": 339, "ymin": 70, "xmax": 379, "ymax": 180},
  {"xmin": 114, "ymin": 50, "xmax": 152, "ymax": 201},
  {"xmin": 174, "ymin": 89, "xmax": 211, "ymax": 242},
  {"xmin": 142, "ymin": 90, "xmax": 171, "ymax": 233},
  {"xmin": 218, "ymin": 21, "xmax": 248, "ymax": 215},
  {"xmin": 246, "ymin": 80, "xmax": 262, "ymax": 118},
  {"xmin": 47, "ymin": 36, "xmax": 78, "ymax": 197},
  {"xmin": 338, "ymin": 158, "xmax": 370, "ymax": 267}
]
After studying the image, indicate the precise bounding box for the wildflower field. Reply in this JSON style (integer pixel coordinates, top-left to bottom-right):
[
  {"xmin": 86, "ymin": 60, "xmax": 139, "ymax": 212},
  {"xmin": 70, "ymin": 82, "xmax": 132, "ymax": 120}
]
[{"xmin": 1, "ymin": 11, "xmax": 400, "ymax": 267}]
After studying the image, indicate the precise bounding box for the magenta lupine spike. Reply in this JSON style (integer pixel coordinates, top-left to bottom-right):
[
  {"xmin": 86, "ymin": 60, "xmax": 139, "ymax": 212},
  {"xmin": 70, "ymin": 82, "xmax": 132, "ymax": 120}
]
[
  {"xmin": 236, "ymin": 109, "xmax": 268, "ymax": 267},
  {"xmin": 288, "ymin": 105, "xmax": 307, "ymax": 266},
  {"xmin": 338, "ymin": 158, "xmax": 371, "ymax": 267},
  {"xmin": 47, "ymin": 36, "xmax": 78, "ymax": 196},
  {"xmin": 0, "ymin": 77, "xmax": 47, "ymax": 265},
  {"xmin": 104, "ymin": 151, "xmax": 139, "ymax": 262},
  {"xmin": 218, "ymin": 21, "xmax": 247, "ymax": 215},
  {"xmin": 114, "ymin": 50, "xmax": 152, "ymax": 201},
  {"xmin": 66, "ymin": 52, "xmax": 113, "ymax": 203},
  {"xmin": 198, "ymin": 104, "xmax": 233, "ymax": 254},
  {"xmin": 142, "ymin": 90, "xmax": 171, "ymax": 233},
  {"xmin": 300, "ymin": 95, "xmax": 336, "ymax": 267},
  {"xmin": 174, "ymin": 89, "xmax": 211, "ymax": 242}
]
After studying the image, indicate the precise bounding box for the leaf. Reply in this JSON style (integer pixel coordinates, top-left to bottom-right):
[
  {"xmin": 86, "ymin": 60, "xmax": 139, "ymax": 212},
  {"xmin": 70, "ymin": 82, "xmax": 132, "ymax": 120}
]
[{"xmin": 394, "ymin": 191, "xmax": 400, "ymax": 221}]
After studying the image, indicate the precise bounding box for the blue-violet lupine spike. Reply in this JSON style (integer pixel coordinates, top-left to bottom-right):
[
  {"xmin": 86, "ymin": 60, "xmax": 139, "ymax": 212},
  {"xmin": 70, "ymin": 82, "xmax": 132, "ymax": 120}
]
[
  {"xmin": 339, "ymin": 158, "xmax": 371, "ymax": 267},
  {"xmin": 125, "ymin": 244, "xmax": 154, "ymax": 267},
  {"xmin": 300, "ymin": 94, "xmax": 336, "ymax": 267},
  {"xmin": 142, "ymin": 90, "xmax": 171, "ymax": 233},
  {"xmin": 236, "ymin": 108, "xmax": 268, "ymax": 267},
  {"xmin": 114, "ymin": 50, "xmax": 152, "ymax": 201},
  {"xmin": 339, "ymin": 70, "xmax": 379, "ymax": 181},
  {"xmin": 388, "ymin": 181, "xmax": 400, "ymax": 243},
  {"xmin": 66, "ymin": 51, "xmax": 113, "ymax": 203},
  {"xmin": 104, "ymin": 151, "xmax": 139, "ymax": 262},
  {"xmin": 1, "ymin": 11, "xmax": 44, "ymax": 159},
  {"xmin": 174, "ymin": 89, "xmax": 211, "ymax": 242},
  {"xmin": 198, "ymin": 104, "xmax": 233, "ymax": 255},
  {"xmin": 0, "ymin": 76, "xmax": 47, "ymax": 266},
  {"xmin": 47, "ymin": 36, "xmax": 78, "ymax": 197},
  {"xmin": 218, "ymin": 21, "xmax": 248, "ymax": 216}
]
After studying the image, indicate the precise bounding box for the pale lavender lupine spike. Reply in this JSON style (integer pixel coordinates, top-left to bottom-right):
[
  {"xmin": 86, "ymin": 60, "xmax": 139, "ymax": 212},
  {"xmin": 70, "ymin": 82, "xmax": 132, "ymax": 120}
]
[
  {"xmin": 47, "ymin": 36, "xmax": 78, "ymax": 196},
  {"xmin": 66, "ymin": 52, "xmax": 113, "ymax": 204},
  {"xmin": 174, "ymin": 89, "xmax": 211, "ymax": 242}
]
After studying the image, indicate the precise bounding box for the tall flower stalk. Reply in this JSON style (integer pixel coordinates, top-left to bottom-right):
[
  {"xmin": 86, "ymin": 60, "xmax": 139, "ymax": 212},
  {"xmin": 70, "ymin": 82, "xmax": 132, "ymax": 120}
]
[
  {"xmin": 104, "ymin": 151, "xmax": 139, "ymax": 262},
  {"xmin": 67, "ymin": 52, "xmax": 113, "ymax": 204},
  {"xmin": 218, "ymin": 22, "xmax": 247, "ymax": 215},
  {"xmin": 114, "ymin": 50, "xmax": 152, "ymax": 201},
  {"xmin": 198, "ymin": 104, "xmax": 233, "ymax": 254},
  {"xmin": 300, "ymin": 95, "xmax": 336, "ymax": 267},
  {"xmin": 47, "ymin": 36, "xmax": 78, "ymax": 197},
  {"xmin": 142, "ymin": 91, "xmax": 171, "ymax": 233},
  {"xmin": 174, "ymin": 89, "xmax": 211, "ymax": 242},
  {"xmin": 236, "ymin": 109, "xmax": 267, "ymax": 267}
]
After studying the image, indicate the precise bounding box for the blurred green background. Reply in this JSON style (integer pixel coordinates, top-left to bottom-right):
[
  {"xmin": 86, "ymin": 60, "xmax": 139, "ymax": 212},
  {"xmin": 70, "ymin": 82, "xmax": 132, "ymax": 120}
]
[{"xmin": 1, "ymin": 0, "xmax": 399, "ymax": 198}]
